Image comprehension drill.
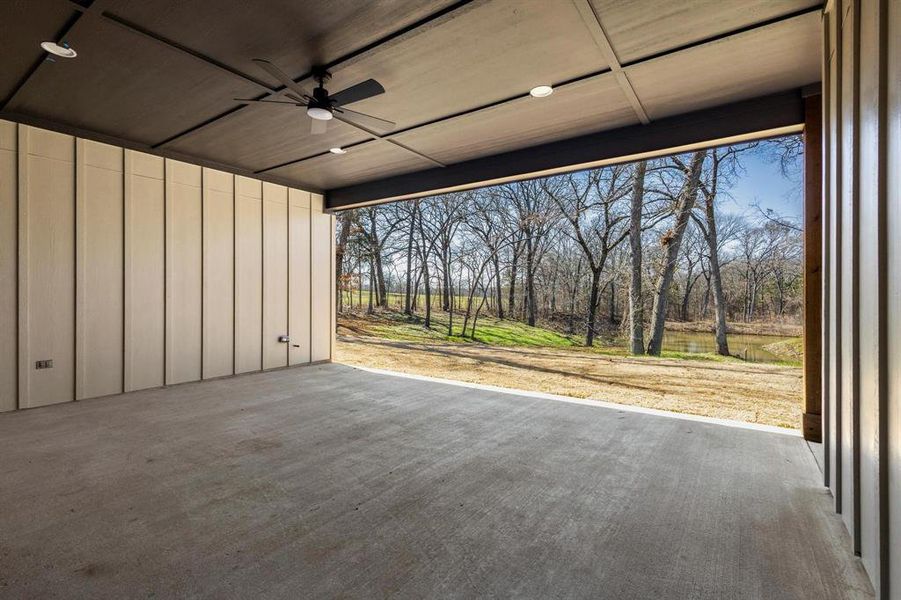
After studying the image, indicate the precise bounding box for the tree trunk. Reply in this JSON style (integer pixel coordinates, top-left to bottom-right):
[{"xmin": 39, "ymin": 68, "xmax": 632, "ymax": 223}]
[
  {"xmin": 647, "ymin": 150, "xmax": 706, "ymax": 355},
  {"xmin": 608, "ymin": 279, "xmax": 617, "ymax": 324},
  {"xmin": 629, "ymin": 160, "xmax": 647, "ymax": 354},
  {"xmin": 335, "ymin": 211, "xmax": 352, "ymax": 313},
  {"xmin": 508, "ymin": 251, "xmax": 518, "ymax": 318},
  {"xmin": 493, "ymin": 255, "xmax": 504, "ymax": 319},
  {"xmin": 404, "ymin": 207, "xmax": 416, "ymax": 315},
  {"xmin": 367, "ymin": 256, "xmax": 374, "ymax": 315},
  {"xmin": 525, "ymin": 236, "xmax": 537, "ymax": 326},
  {"xmin": 704, "ymin": 203, "xmax": 730, "ymax": 356},
  {"xmin": 585, "ymin": 268, "xmax": 601, "ymax": 347}
]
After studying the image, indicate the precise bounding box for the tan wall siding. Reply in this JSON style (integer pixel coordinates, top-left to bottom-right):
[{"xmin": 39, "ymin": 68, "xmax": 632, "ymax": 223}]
[
  {"xmin": 0, "ymin": 120, "xmax": 333, "ymax": 413},
  {"xmin": 18, "ymin": 126, "xmax": 75, "ymax": 409},
  {"xmin": 202, "ymin": 168, "xmax": 235, "ymax": 379},
  {"xmin": 263, "ymin": 182, "xmax": 289, "ymax": 370},
  {"xmin": 824, "ymin": 0, "xmax": 899, "ymax": 596},
  {"xmin": 310, "ymin": 194, "xmax": 333, "ymax": 363},
  {"xmin": 234, "ymin": 176, "xmax": 263, "ymax": 374},
  {"xmin": 125, "ymin": 151, "xmax": 166, "ymax": 392},
  {"xmin": 165, "ymin": 160, "xmax": 203, "ymax": 385},
  {"xmin": 76, "ymin": 140, "xmax": 124, "ymax": 400},
  {"xmin": 288, "ymin": 189, "xmax": 311, "ymax": 365},
  {"xmin": 0, "ymin": 121, "xmax": 16, "ymax": 411}
]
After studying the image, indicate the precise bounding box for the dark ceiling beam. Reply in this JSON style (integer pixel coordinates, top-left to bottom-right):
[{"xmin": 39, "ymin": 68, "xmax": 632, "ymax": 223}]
[
  {"xmin": 570, "ymin": 0, "xmax": 650, "ymax": 124},
  {"xmin": 325, "ymin": 89, "xmax": 805, "ymax": 209},
  {"xmin": 258, "ymin": 5, "xmax": 820, "ymax": 175},
  {"xmin": 151, "ymin": 0, "xmax": 483, "ymax": 150}
]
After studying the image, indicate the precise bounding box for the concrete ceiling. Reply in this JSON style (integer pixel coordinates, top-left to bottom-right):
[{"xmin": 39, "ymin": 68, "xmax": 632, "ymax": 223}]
[{"xmin": 1, "ymin": 0, "xmax": 821, "ymax": 200}]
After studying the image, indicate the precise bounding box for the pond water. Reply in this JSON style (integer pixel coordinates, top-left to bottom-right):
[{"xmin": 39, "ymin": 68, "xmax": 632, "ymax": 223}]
[{"xmin": 658, "ymin": 330, "xmax": 797, "ymax": 363}]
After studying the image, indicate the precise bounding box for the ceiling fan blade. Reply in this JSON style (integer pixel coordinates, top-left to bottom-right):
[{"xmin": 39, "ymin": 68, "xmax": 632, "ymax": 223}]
[
  {"xmin": 284, "ymin": 92, "xmax": 309, "ymax": 104},
  {"xmin": 235, "ymin": 98, "xmax": 302, "ymax": 105},
  {"xmin": 252, "ymin": 58, "xmax": 311, "ymax": 98},
  {"xmin": 335, "ymin": 107, "xmax": 395, "ymax": 133},
  {"xmin": 310, "ymin": 118, "xmax": 328, "ymax": 135},
  {"xmin": 330, "ymin": 79, "xmax": 385, "ymax": 107}
]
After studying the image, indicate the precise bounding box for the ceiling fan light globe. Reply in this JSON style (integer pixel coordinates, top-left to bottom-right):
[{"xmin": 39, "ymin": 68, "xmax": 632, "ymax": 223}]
[{"xmin": 307, "ymin": 106, "xmax": 333, "ymax": 121}]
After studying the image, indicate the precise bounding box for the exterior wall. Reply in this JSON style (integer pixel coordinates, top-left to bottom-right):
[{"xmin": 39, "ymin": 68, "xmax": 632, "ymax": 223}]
[
  {"xmin": 822, "ymin": 0, "xmax": 897, "ymax": 596},
  {"xmin": 0, "ymin": 120, "xmax": 334, "ymax": 412}
]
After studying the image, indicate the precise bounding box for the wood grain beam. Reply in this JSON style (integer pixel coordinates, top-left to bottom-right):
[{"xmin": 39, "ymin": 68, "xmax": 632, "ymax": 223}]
[{"xmin": 803, "ymin": 92, "xmax": 823, "ymax": 443}]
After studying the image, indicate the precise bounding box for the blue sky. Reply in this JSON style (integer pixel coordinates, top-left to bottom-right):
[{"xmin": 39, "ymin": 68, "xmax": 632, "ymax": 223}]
[{"xmin": 719, "ymin": 137, "xmax": 803, "ymax": 221}]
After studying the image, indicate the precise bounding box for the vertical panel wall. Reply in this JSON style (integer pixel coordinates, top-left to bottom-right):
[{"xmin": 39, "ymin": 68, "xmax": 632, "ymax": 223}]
[
  {"xmin": 202, "ymin": 168, "xmax": 235, "ymax": 380},
  {"xmin": 288, "ymin": 189, "xmax": 311, "ymax": 365},
  {"xmin": 311, "ymin": 193, "xmax": 334, "ymax": 363},
  {"xmin": 887, "ymin": 0, "xmax": 901, "ymax": 593},
  {"xmin": 823, "ymin": 0, "xmax": 899, "ymax": 596},
  {"xmin": 878, "ymin": 2, "xmax": 901, "ymax": 598},
  {"xmin": 857, "ymin": 0, "xmax": 883, "ymax": 584},
  {"xmin": 0, "ymin": 122, "xmax": 16, "ymax": 412},
  {"xmin": 838, "ymin": 0, "xmax": 859, "ymax": 543},
  {"xmin": 0, "ymin": 119, "xmax": 332, "ymax": 413},
  {"xmin": 76, "ymin": 140, "xmax": 124, "ymax": 400},
  {"xmin": 125, "ymin": 151, "xmax": 166, "ymax": 392},
  {"xmin": 263, "ymin": 182, "xmax": 289, "ymax": 370},
  {"xmin": 18, "ymin": 126, "xmax": 75, "ymax": 409},
  {"xmin": 165, "ymin": 160, "xmax": 203, "ymax": 385},
  {"xmin": 235, "ymin": 176, "xmax": 263, "ymax": 374}
]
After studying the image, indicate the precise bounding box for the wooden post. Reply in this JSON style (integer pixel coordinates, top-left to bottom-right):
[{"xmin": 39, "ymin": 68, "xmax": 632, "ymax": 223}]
[{"xmin": 802, "ymin": 93, "xmax": 823, "ymax": 442}]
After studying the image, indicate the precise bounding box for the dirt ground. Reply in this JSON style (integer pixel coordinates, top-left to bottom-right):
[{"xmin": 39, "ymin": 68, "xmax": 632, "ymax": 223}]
[{"xmin": 336, "ymin": 335, "xmax": 803, "ymax": 430}]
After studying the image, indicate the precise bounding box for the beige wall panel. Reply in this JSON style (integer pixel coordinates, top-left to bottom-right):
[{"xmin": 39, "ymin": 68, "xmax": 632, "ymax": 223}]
[
  {"xmin": 855, "ymin": 0, "xmax": 882, "ymax": 584},
  {"xmin": 76, "ymin": 140, "xmax": 124, "ymax": 400},
  {"xmin": 263, "ymin": 183, "xmax": 288, "ymax": 369},
  {"xmin": 235, "ymin": 176, "xmax": 263, "ymax": 374},
  {"xmin": 125, "ymin": 151, "xmax": 165, "ymax": 392},
  {"xmin": 310, "ymin": 194, "xmax": 332, "ymax": 362},
  {"xmin": 827, "ymin": 3, "xmax": 842, "ymax": 502},
  {"xmin": 0, "ymin": 121, "xmax": 16, "ymax": 412},
  {"xmin": 18, "ymin": 126, "xmax": 75, "ymax": 408},
  {"xmin": 886, "ymin": 0, "xmax": 901, "ymax": 590},
  {"xmin": 165, "ymin": 160, "xmax": 202, "ymax": 385},
  {"xmin": 288, "ymin": 189, "xmax": 311, "ymax": 365},
  {"xmin": 838, "ymin": 1, "xmax": 857, "ymax": 539},
  {"xmin": 202, "ymin": 168, "xmax": 235, "ymax": 379}
]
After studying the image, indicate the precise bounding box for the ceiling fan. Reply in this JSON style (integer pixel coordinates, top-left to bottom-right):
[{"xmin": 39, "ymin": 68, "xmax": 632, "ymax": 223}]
[{"xmin": 236, "ymin": 59, "xmax": 395, "ymax": 135}]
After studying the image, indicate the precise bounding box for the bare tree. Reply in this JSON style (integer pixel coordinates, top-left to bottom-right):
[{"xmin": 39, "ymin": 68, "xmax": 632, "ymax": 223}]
[{"xmin": 646, "ymin": 150, "xmax": 707, "ymax": 355}]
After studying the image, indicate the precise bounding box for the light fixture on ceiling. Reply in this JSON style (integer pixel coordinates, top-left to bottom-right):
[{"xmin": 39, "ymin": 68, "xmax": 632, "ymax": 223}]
[
  {"xmin": 329, "ymin": 147, "xmax": 347, "ymax": 155},
  {"xmin": 307, "ymin": 106, "xmax": 333, "ymax": 121},
  {"xmin": 529, "ymin": 85, "xmax": 553, "ymax": 98},
  {"xmin": 40, "ymin": 41, "xmax": 77, "ymax": 59}
]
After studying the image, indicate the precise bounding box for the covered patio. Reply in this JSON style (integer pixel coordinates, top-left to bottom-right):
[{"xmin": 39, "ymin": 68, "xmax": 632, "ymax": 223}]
[
  {"xmin": 2, "ymin": 0, "xmax": 899, "ymax": 596},
  {"xmin": 0, "ymin": 365, "xmax": 870, "ymax": 598}
]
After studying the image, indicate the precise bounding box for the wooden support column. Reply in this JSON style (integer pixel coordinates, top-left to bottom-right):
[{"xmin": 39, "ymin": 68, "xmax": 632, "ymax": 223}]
[{"xmin": 803, "ymin": 93, "xmax": 823, "ymax": 442}]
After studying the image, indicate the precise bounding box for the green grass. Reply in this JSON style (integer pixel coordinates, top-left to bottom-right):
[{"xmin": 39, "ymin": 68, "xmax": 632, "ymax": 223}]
[
  {"xmin": 340, "ymin": 309, "xmax": 754, "ymax": 364},
  {"xmin": 356, "ymin": 310, "xmax": 579, "ymax": 347}
]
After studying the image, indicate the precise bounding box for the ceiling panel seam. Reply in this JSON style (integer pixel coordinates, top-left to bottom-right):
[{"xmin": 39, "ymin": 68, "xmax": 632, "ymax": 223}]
[{"xmin": 569, "ymin": 0, "xmax": 650, "ymax": 124}]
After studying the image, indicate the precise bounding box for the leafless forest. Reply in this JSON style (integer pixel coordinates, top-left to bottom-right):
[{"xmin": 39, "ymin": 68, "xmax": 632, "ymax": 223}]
[{"xmin": 336, "ymin": 137, "xmax": 803, "ymax": 356}]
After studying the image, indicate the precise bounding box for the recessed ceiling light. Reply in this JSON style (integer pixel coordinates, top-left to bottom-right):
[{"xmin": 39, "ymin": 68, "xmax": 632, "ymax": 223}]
[
  {"xmin": 307, "ymin": 106, "xmax": 333, "ymax": 121},
  {"xmin": 41, "ymin": 41, "xmax": 77, "ymax": 59},
  {"xmin": 529, "ymin": 85, "xmax": 553, "ymax": 98},
  {"xmin": 329, "ymin": 147, "xmax": 347, "ymax": 155}
]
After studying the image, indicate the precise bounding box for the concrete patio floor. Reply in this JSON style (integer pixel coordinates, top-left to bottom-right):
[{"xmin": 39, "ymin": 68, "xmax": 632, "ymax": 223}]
[{"xmin": 0, "ymin": 363, "xmax": 872, "ymax": 599}]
